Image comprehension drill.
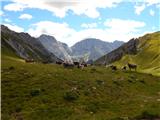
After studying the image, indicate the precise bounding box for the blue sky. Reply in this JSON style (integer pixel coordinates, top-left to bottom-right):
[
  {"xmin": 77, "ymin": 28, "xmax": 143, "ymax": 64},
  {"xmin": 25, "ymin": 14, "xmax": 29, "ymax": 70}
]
[{"xmin": 1, "ymin": 0, "xmax": 160, "ymax": 46}]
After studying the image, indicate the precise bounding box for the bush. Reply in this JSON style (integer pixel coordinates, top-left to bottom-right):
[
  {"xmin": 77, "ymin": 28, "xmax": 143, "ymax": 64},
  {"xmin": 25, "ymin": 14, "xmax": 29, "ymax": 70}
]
[
  {"xmin": 113, "ymin": 80, "xmax": 120, "ymax": 86},
  {"xmin": 9, "ymin": 66, "xmax": 15, "ymax": 70},
  {"xmin": 128, "ymin": 79, "xmax": 133, "ymax": 83},
  {"xmin": 30, "ymin": 89, "xmax": 41, "ymax": 97},
  {"xmin": 96, "ymin": 80, "xmax": 104, "ymax": 85},
  {"xmin": 135, "ymin": 111, "xmax": 160, "ymax": 119},
  {"xmin": 15, "ymin": 105, "xmax": 22, "ymax": 112},
  {"xmin": 111, "ymin": 117, "xmax": 127, "ymax": 120},
  {"xmin": 139, "ymin": 80, "xmax": 145, "ymax": 84},
  {"xmin": 85, "ymin": 102, "xmax": 100, "ymax": 113},
  {"xmin": 63, "ymin": 91, "xmax": 79, "ymax": 101},
  {"xmin": 90, "ymin": 68, "xmax": 97, "ymax": 73}
]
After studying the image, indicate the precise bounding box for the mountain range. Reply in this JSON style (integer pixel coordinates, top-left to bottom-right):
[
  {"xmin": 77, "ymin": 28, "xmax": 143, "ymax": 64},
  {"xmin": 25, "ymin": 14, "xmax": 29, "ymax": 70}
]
[
  {"xmin": 38, "ymin": 34, "xmax": 72, "ymax": 61},
  {"xmin": 71, "ymin": 38, "xmax": 124, "ymax": 61},
  {"xmin": 1, "ymin": 25, "xmax": 61, "ymax": 63},
  {"xmin": 1, "ymin": 25, "xmax": 123, "ymax": 62},
  {"xmin": 95, "ymin": 31, "xmax": 160, "ymax": 75},
  {"xmin": 2, "ymin": 24, "xmax": 159, "ymax": 76}
]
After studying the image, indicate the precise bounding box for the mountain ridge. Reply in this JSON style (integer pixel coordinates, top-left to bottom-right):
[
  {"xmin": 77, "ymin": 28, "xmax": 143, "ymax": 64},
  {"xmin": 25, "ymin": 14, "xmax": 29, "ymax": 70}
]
[
  {"xmin": 38, "ymin": 34, "xmax": 72, "ymax": 61},
  {"xmin": 71, "ymin": 38, "xmax": 124, "ymax": 61},
  {"xmin": 0, "ymin": 24, "xmax": 127, "ymax": 63},
  {"xmin": 95, "ymin": 31, "xmax": 160, "ymax": 75},
  {"xmin": 1, "ymin": 25, "xmax": 61, "ymax": 62}
]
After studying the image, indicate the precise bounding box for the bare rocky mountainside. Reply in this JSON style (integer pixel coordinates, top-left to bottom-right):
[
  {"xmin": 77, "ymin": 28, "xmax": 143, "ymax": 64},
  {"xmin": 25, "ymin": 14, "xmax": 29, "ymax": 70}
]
[
  {"xmin": 38, "ymin": 35, "xmax": 72, "ymax": 61},
  {"xmin": 95, "ymin": 38, "xmax": 139, "ymax": 64},
  {"xmin": 95, "ymin": 31, "xmax": 160, "ymax": 75},
  {"xmin": 1, "ymin": 25, "xmax": 124, "ymax": 62},
  {"xmin": 1, "ymin": 25, "xmax": 61, "ymax": 62},
  {"xmin": 37, "ymin": 36, "xmax": 124, "ymax": 62},
  {"xmin": 71, "ymin": 38, "xmax": 124, "ymax": 60}
]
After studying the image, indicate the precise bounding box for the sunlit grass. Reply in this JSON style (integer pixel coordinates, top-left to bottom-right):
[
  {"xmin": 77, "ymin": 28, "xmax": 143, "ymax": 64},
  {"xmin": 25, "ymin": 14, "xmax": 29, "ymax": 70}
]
[{"xmin": 1, "ymin": 55, "xmax": 160, "ymax": 120}]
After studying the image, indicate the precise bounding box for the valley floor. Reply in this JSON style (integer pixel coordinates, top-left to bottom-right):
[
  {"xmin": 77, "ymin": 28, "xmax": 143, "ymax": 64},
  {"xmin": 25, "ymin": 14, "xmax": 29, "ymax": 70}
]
[{"xmin": 1, "ymin": 56, "xmax": 160, "ymax": 120}]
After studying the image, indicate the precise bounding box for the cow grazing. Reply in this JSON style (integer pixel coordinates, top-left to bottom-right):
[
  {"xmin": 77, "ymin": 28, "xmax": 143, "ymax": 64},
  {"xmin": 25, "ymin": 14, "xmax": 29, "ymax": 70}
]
[
  {"xmin": 83, "ymin": 63, "xmax": 88, "ymax": 67},
  {"xmin": 128, "ymin": 63, "xmax": 137, "ymax": 71},
  {"xmin": 42, "ymin": 61, "xmax": 48, "ymax": 64},
  {"xmin": 56, "ymin": 61, "xmax": 63, "ymax": 65},
  {"xmin": 73, "ymin": 62, "xmax": 79, "ymax": 66},
  {"xmin": 81, "ymin": 62, "xmax": 88, "ymax": 67},
  {"xmin": 42, "ymin": 60, "xmax": 51, "ymax": 64},
  {"xmin": 110, "ymin": 65, "xmax": 117, "ymax": 71},
  {"xmin": 25, "ymin": 59, "xmax": 34, "ymax": 63},
  {"xmin": 63, "ymin": 63, "xmax": 74, "ymax": 68},
  {"xmin": 122, "ymin": 66, "xmax": 127, "ymax": 70},
  {"xmin": 77, "ymin": 64, "xmax": 84, "ymax": 69}
]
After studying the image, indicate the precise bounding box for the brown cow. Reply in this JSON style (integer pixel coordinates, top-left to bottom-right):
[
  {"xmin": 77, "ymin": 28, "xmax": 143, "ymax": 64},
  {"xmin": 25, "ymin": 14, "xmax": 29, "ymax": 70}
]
[
  {"xmin": 63, "ymin": 63, "xmax": 74, "ymax": 68},
  {"xmin": 110, "ymin": 65, "xmax": 117, "ymax": 71},
  {"xmin": 25, "ymin": 59, "xmax": 34, "ymax": 63},
  {"xmin": 56, "ymin": 61, "xmax": 63, "ymax": 65},
  {"xmin": 77, "ymin": 64, "xmax": 84, "ymax": 69},
  {"xmin": 122, "ymin": 66, "xmax": 127, "ymax": 70},
  {"xmin": 128, "ymin": 63, "xmax": 137, "ymax": 71}
]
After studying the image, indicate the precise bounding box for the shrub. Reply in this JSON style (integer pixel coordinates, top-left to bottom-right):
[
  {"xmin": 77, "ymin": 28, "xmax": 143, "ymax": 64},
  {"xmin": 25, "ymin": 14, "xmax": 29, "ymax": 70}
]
[
  {"xmin": 113, "ymin": 80, "xmax": 120, "ymax": 86},
  {"xmin": 15, "ymin": 105, "xmax": 22, "ymax": 112},
  {"xmin": 85, "ymin": 102, "xmax": 100, "ymax": 113},
  {"xmin": 135, "ymin": 111, "xmax": 160, "ymax": 119},
  {"xmin": 111, "ymin": 117, "xmax": 130, "ymax": 120},
  {"xmin": 63, "ymin": 91, "xmax": 79, "ymax": 101},
  {"xmin": 9, "ymin": 66, "xmax": 15, "ymax": 70},
  {"xmin": 30, "ymin": 89, "xmax": 41, "ymax": 97},
  {"xmin": 139, "ymin": 80, "xmax": 145, "ymax": 84},
  {"xmin": 128, "ymin": 79, "xmax": 133, "ymax": 83},
  {"xmin": 90, "ymin": 68, "xmax": 97, "ymax": 73},
  {"xmin": 96, "ymin": 80, "xmax": 104, "ymax": 85}
]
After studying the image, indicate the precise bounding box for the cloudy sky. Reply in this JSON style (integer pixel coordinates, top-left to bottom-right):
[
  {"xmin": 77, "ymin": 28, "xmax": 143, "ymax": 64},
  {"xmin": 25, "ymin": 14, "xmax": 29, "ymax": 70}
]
[{"xmin": 1, "ymin": 0, "xmax": 160, "ymax": 46}]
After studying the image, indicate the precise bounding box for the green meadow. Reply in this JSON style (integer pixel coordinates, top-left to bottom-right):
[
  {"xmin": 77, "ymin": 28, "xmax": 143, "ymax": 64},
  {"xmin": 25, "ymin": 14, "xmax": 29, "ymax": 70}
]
[{"xmin": 1, "ymin": 54, "xmax": 160, "ymax": 120}]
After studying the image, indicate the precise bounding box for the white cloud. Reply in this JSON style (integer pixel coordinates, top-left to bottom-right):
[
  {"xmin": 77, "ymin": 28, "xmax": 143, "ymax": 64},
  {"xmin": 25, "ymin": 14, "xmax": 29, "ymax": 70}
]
[
  {"xmin": 4, "ymin": 0, "xmax": 160, "ymax": 18},
  {"xmin": 4, "ymin": 18, "xmax": 12, "ymax": 23},
  {"xmin": 149, "ymin": 9, "xmax": 155, "ymax": 16},
  {"xmin": 4, "ymin": 23, "xmax": 24, "ymax": 32},
  {"xmin": 4, "ymin": 3, "xmax": 27, "ymax": 11},
  {"xmin": 103, "ymin": 18, "xmax": 146, "ymax": 42},
  {"xmin": 19, "ymin": 14, "xmax": 33, "ymax": 20},
  {"xmin": 134, "ymin": 4, "xmax": 146, "ymax": 15},
  {"xmin": 0, "ymin": 10, "xmax": 4, "ymax": 16},
  {"xmin": 4, "ymin": 0, "xmax": 122, "ymax": 18},
  {"xmin": 134, "ymin": 0, "xmax": 160, "ymax": 15},
  {"xmin": 81, "ymin": 23, "xmax": 97, "ymax": 28},
  {"xmin": 27, "ymin": 19, "xmax": 146, "ymax": 46},
  {"xmin": 104, "ymin": 19, "xmax": 145, "ymax": 32},
  {"xmin": 27, "ymin": 21, "xmax": 76, "ymax": 45},
  {"xmin": 145, "ymin": 0, "xmax": 160, "ymax": 6}
]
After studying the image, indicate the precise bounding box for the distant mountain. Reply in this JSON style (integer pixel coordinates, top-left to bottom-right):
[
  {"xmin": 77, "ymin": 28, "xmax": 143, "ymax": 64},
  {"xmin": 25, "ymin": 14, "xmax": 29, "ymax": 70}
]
[
  {"xmin": 95, "ymin": 38, "xmax": 138, "ymax": 64},
  {"xmin": 1, "ymin": 24, "xmax": 124, "ymax": 63},
  {"xmin": 38, "ymin": 35, "xmax": 72, "ymax": 61},
  {"xmin": 71, "ymin": 38, "xmax": 124, "ymax": 60},
  {"xmin": 95, "ymin": 31, "xmax": 160, "ymax": 75},
  {"xmin": 1, "ymin": 25, "xmax": 60, "ymax": 62}
]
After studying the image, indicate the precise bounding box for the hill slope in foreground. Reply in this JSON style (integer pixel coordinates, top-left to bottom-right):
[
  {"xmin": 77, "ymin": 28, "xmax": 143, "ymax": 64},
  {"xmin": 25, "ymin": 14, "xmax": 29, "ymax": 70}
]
[
  {"xmin": 95, "ymin": 32, "xmax": 160, "ymax": 76},
  {"xmin": 1, "ymin": 54, "xmax": 160, "ymax": 120}
]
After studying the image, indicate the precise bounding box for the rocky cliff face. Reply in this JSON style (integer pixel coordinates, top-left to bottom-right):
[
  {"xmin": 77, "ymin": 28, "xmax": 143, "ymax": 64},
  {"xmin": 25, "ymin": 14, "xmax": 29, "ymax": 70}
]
[
  {"xmin": 1, "ymin": 24, "xmax": 125, "ymax": 63},
  {"xmin": 95, "ymin": 38, "xmax": 139, "ymax": 65},
  {"xmin": 38, "ymin": 35, "xmax": 72, "ymax": 61},
  {"xmin": 1, "ymin": 25, "xmax": 60, "ymax": 62},
  {"xmin": 71, "ymin": 38, "xmax": 124, "ymax": 61}
]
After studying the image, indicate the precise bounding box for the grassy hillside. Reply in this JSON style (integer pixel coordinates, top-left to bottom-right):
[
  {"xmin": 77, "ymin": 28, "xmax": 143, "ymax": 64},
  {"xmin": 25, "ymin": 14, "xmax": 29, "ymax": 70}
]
[
  {"xmin": 113, "ymin": 32, "xmax": 160, "ymax": 76},
  {"xmin": 1, "ymin": 25, "xmax": 59, "ymax": 62},
  {"xmin": 1, "ymin": 55, "xmax": 160, "ymax": 120}
]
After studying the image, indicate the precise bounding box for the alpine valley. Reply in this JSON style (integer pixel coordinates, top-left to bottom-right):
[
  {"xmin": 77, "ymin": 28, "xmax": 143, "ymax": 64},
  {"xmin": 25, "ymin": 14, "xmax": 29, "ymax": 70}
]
[{"xmin": 1, "ymin": 24, "xmax": 160, "ymax": 120}]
